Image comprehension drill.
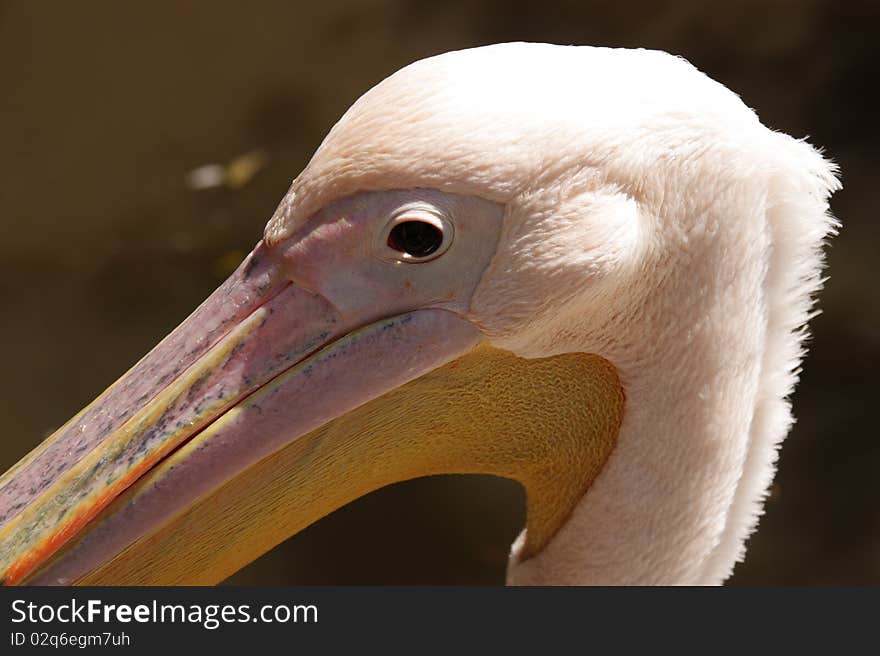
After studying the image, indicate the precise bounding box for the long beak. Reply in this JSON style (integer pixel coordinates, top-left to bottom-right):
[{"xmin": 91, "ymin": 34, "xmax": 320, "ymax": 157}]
[{"xmin": 0, "ymin": 241, "xmax": 481, "ymax": 585}]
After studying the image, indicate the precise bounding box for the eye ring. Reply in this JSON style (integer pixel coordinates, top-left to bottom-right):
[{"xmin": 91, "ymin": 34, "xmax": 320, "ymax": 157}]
[{"xmin": 379, "ymin": 204, "xmax": 454, "ymax": 263}]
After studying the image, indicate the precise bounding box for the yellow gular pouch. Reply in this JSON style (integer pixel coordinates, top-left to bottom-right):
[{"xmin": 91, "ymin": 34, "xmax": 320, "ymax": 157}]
[{"xmin": 39, "ymin": 344, "xmax": 623, "ymax": 585}]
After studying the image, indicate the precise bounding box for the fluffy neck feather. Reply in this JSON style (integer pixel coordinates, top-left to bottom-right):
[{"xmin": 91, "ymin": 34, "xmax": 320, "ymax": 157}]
[{"xmin": 502, "ymin": 130, "xmax": 838, "ymax": 585}]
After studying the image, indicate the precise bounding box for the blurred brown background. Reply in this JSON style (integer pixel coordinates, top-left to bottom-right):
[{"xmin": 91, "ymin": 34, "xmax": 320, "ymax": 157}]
[{"xmin": 0, "ymin": 1, "xmax": 876, "ymax": 584}]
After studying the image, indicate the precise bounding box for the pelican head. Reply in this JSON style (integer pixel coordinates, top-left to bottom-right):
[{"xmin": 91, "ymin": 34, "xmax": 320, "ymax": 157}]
[{"xmin": 0, "ymin": 43, "xmax": 839, "ymax": 585}]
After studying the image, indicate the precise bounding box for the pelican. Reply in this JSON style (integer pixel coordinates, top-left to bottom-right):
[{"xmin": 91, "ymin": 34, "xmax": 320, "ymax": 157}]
[{"xmin": 0, "ymin": 43, "xmax": 839, "ymax": 586}]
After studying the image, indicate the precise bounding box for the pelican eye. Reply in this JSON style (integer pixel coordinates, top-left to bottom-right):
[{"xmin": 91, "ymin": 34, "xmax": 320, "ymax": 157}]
[
  {"xmin": 388, "ymin": 221, "xmax": 443, "ymax": 257},
  {"xmin": 381, "ymin": 205, "xmax": 453, "ymax": 263}
]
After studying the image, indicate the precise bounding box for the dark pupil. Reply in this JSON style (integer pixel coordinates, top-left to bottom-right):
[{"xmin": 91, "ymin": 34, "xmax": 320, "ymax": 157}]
[{"xmin": 387, "ymin": 221, "xmax": 443, "ymax": 257}]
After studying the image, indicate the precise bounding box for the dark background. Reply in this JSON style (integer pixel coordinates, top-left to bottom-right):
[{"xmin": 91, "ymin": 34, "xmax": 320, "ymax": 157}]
[{"xmin": 0, "ymin": 1, "xmax": 876, "ymax": 584}]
